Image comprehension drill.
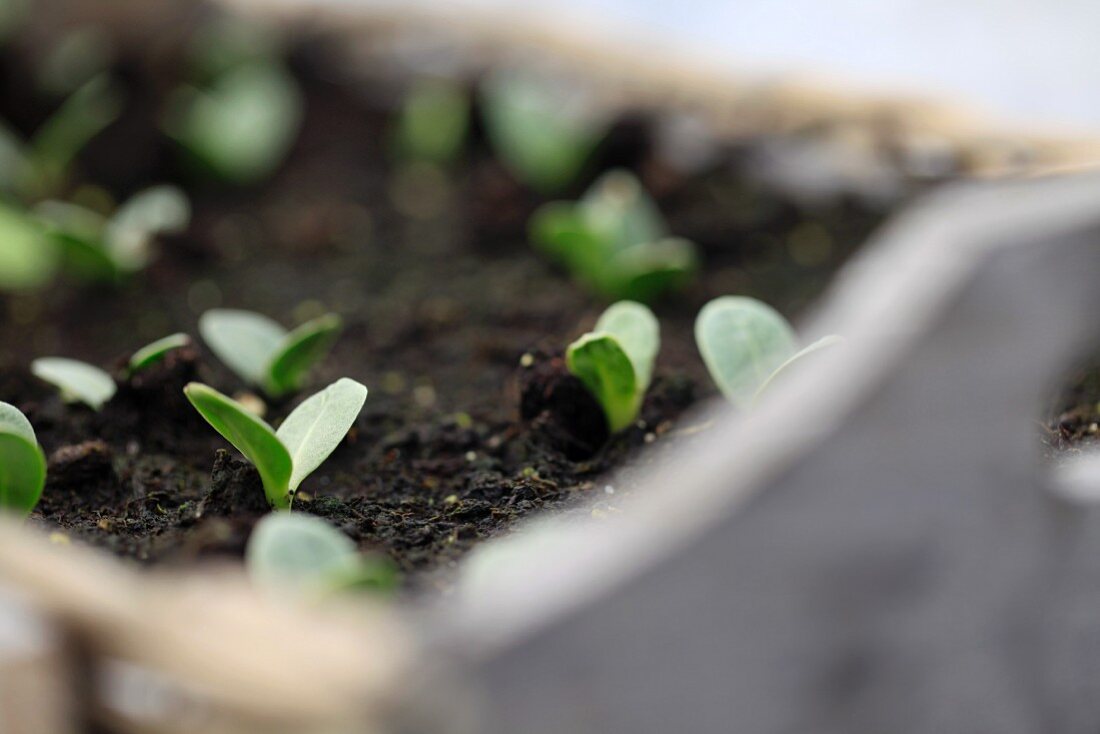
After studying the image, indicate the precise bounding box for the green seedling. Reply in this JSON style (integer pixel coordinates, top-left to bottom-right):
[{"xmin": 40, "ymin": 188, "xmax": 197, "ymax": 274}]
[
  {"xmin": 129, "ymin": 333, "xmax": 192, "ymax": 375},
  {"xmin": 31, "ymin": 357, "xmax": 116, "ymax": 411},
  {"xmin": 393, "ymin": 78, "xmax": 470, "ymax": 165},
  {"xmin": 566, "ymin": 301, "xmax": 660, "ymax": 433},
  {"xmin": 0, "ymin": 401, "xmax": 46, "ymax": 517},
  {"xmin": 166, "ymin": 38, "xmax": 301, "ymax": 185},
  {"xmin": 695, "ymin": 296, "xmax": 842, "ymax": 409},
  {"xmin": 0, "ymin": 74, "xmax": 123, "ymax": 199},
  {"xmin": 480, "ymin": 69, "xmax": 607, "ymax": 193},
  {"xmin": 246, "ymin": 513, "xmax": 398, "ymax": 598},
  {"xmin": 0, "ymin": 201, "xmax": 57, "ymax": 291},
  {"xmin": 530, "ymin": 169, "xmax": 698, "ymax": 302},
  {"xmin": 33, "ymin": 185, "xmax": 190, "ymax": 284},
  {"xmin": 199, "ymin": 309, "xmax": 343, "ymax": 398},
  {"xmin": 184, "ymin": 378, "xmax": 367, "ymax": 510}
]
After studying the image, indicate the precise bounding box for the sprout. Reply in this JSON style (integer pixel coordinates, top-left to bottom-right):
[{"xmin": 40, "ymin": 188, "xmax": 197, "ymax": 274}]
[
  {"xmin": 31, "ymin": 357, "xmax": 116, "ymax": 411},
  {"xmin": 33, "ymin": 185, "xmax": 190, "ymax": 283},
  {"xmin": 129, "ymin": 333, "xmax": 192, "ymax": 375},
  {"xmin": 184, "ymin": 378, "xmax": 368, "ymax": 510},
  {"xmin": 566, "ymin": 301, "xmax": 660, "ymax": 433},
  {"xmin": 695, "ymin": 296, "xmax": 843, "ymax": 408},
  {"xmin": 246, "ymin": 513, "xmax": 398, "ymax": 597},
  {"xmin": 480, "ymin": 70, "xmax": 607, "ymax": 193},
  {"xmin": 393, "ymin": 78, "xmax": 470, "ymax": 165},
  {"xmin": 166, "ymin": 60, "xmax": 302, "ymax": 185},
  {"xmin": 0, "ymin": 401, "xmax": 46, "ymax": 517},
  {"xmin": 0, "ymin": 74, "xmax": 121, "ymax": 199},
  {"xmin": 199, "ymin": 309, "xmax": 342, "ymax": 398},
  {"xmin": 530, "ymin": 169, "xmax": 698, "ymax": 302}
]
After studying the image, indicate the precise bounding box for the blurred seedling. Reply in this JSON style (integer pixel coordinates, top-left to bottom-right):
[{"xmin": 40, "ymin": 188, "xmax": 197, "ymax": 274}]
[
  {"xmin": 129, "ymin": 333, "xmax": 192, "ymax": 375},
  {"xmin": 31, "ymin": 357, "xmax": 117, "ymax": 411},
  {"xmin": 530, "ymin": 169, "xmax": 698, "ymax": 302},
  {"xmin": 199, "ymin": 309, "xmax": 343, "ymax": 398}
]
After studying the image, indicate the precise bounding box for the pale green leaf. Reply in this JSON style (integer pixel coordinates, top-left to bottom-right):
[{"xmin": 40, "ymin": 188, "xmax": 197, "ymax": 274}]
[
  {"xmin": 695, "ymin": 296, "xmax": 798, "ymax": 408},
  {"xmin": 266, "ymin": 314, "xmax": 342, "ymax": 397},
  {"xmin": 129, "ymin": 333, "xmax": 192, "ymax": 373},
  {"xmin": 246, "ymin": 513, "xmax": 360, "ymax": 594},
  {"xmin": 276, "ymin": 378, "xmax": 367, "ymax": 491},
  {"xmin": 607, "ymin": 237, "xmax": 699, "ymax": 301},
  {"xmin": 31, "ymin": 357, "xmax": 116, "ymax": 410},
  {"xmin": 184, "ymin": 382, "xmax": 292, "ymax": 509},
  {"xmin": 199, "ymin": 308, "xmax": 286, "ymax": 386},
  {"xmin": 566, "ymin": 333, "xmax": 639, "ymax": 433},
  {"xmin": 0, "ymin": 401, "xmax": 37, "ymax": 445},
  {"xmin": 594, "ymin": 301, "xmax": 660, "ymax": 391},
  {"xmin": 106, "ymin": 185, "xmax": 190, "ymax": 270},
  {"xmin": 0, "ymin": 202, "xmax": 58, "ymax": 291},
  {"xmin": 481, "ymin": 70, "xmax": 605, "ymax": 193},
  {"xmin": 168, "ymin": 62, "xmax": 302, "ymax": 184},
  {"xmin": 580, "ymin": 169, "xmax": 666, "ymax": 250}
]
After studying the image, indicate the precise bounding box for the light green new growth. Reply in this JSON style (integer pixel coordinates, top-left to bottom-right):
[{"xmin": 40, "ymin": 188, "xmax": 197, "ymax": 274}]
[
  {"xmin": 0, "ymin": 202, "xmax": 56, "ymax": 291},
  {"xmin": 566, "ymin": 301, "xmax": 660, "ymax": 433},
  {"xmin": 199, "ymin": 309, "xmax": 343, "ymax": 397},
  {"xmin": 129, "ymin": 333, "xmax": 192, "ymax": 374},
  {"xmin": 395, "ymin": 79, "xmax": 470, "ymax": 165},
  {"xmin": 480, "ymin": 70, "xmax": 607, "ymax": 193},
  {"xmin": 184, "ymin": 378, "xmax": 367, "ymax": 510},
  {"xmin": 0, "ymin": 401, "xmax": 46, "ymax": 517},
  {"xmin": 31, "ymin": 357, "xmax": 116, "ymax": 411},
  {"xmin": 530, "ymin": 169, "xmax": 698, "ymax": 302},
  {"xmin": 695, "ymin": 296, "xmax": 842, "ymax": 408},
  {"xmin": 246, "ymin": 513, "xmax": 398, "ymax": 598},
  {"xmin": 167, "ymin": 61, "xmax": 302, "ymax": 184}
]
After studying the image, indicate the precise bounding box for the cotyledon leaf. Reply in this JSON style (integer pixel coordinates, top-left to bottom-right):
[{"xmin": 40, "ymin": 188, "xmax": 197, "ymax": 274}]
[
  {"xmin": 276, "ymin": 377, "xmax": 367, "ymax": 491},
  {"xmin": 0, "ymin": 400, "xmax": 46, "ymax": 517},
  {"xmin": 694, "ymin": 296, "xmax": 798, "ymax": 409},
  {"xmin": 184, "ymin": 382, "xmax": 292, "ymax": 509},
  {"xmin": 199, "ymin": 308, "xmax": 287, "ymax": 386},
  {"xmin": 265, "ymin": 314, "xmax": 343, "ymax": 397},
  {"xmin": 594, "ymin": 300, "xmax": 660, "ymax": 391},
  {"xmin": 566, "ymin": 333, "xmax": 639, "ymax": 433},
  {"xmin": 31, "ymin": 357, "xmax": 116, "ymax": 410}
]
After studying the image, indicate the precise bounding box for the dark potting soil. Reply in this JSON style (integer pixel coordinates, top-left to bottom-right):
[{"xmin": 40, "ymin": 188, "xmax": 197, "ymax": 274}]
[{"xmin": 3, "ymin": 31, "xmax": 1084, "ymax": 592}]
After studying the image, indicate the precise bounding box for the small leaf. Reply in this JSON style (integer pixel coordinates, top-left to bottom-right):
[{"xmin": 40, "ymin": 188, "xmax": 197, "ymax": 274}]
[
  {"xmin": 481, "ymin": 70, "xmax": 605, "ymax": 193},
  {"xmin": 0, "ymin": 401, "xmax": 37, "ymax": 445},
  {"xmin": 395, "ymin": 79, "xmax": 470, "ymax": 164},
  {"xmin": 129, "ymin": 333, "xmax": 192, "ymax": 374},
  {"xmin": 566, "ymin": 333, "xmax": 639, "ymax": 433},
  {"xmin": 266, "ymin": 314, "xmax": 343, "ymax": 397},
  {"xmin": 35, "ymin": 200, "xmax": 119, "ymax": 282},
  {"xmin": 607, "ymin": 237, "xmax": 699, "ymax": 301},
  {"xmin": 0, "ymin": 430, "xmax": 46, "ymax": 517},
  {"xmin": 276, "ymin": 378, "xmax": 367, "ymax": 492},
  {"xmin": 199, "ymin": 309, "xmax": 287, "ymax": 386},
  {"xmin": 753, "ymin": 335, "xmax": 844, "ymax": 403},
  {"xmin": 695, "ymin": 296, "xmax": 798, "ymax": 408},
  {"xmin": 594, "ymin": 301, "xmax": 660, "ymax": 391},
  {"xmin": 184, "ymin": 382, "xmax": 292, "ymax": 509},
  {"xmin": 246, "ymin": 513, "xmax": 360, "ymax": 595},
  {"xmin": 106, "ymin": 185, "xmax": 191, "ymax": 270},
  {"xmin": 0, "ymin": 202, "xmax": 58, "ymax": 291},
  {"xmin": 580, "ymin": 169, "xmax": 666, "ymax": 251},
  {"xmin": 167, "ymin": 62, "xmax": 302, "ymax": 184},
  {"xmin": 31, "ymin": 357, "xmax": 116, "ymax": 410},
  {"xmin": 28, "ymin": 74, "xmax": 123, "ymax": 192}
]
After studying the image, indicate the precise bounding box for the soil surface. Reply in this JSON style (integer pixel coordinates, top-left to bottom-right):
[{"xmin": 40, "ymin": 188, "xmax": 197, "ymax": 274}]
[{"xmin": 2, "ymin": 26, "xmax": 1085, "ymax": 593}]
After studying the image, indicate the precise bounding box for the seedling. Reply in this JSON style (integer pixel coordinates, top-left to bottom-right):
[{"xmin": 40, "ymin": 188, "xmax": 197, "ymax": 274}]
[
  {"xmin": 480, "ymin": 69, "xmax": 608, "ymax": 193},
  {"xmin": 31, "ymin": 357, "xmax": 116, "ymax": 411},
  {"xmin": 36, "ymin": 185, "xmax": 191, "ymax": 283},
  {"xmin": 530, "ymin": 169, "xmax": 698, "ymax": 301},
  {"xmin": 566, "ymin": 301, "xmax": 660, "ymax": 433},
  {"xmin": 199, "ymin": 309, "xmax": 342, "ymax": 397},
  {"xmin": 0, "ymin": 74, "xmax": 122, "ymax": 199},
  {"xmin": 0, "ymin": 401, "xmax": 46, "ymax": 517},
  {"xmin": 246, "ymin": 513, "xmax": 398, "ymax": 597},
  {"xmin": 129, "ymin": 333, "xmax": 192, "ymax": 375},
  {"xmin": 393, "ymin": 78, "xmax": 470, "ymax": 165},
  {"xmin": 165, "ymin": 22, "xmax": 301, "ymax": 185},
  {"xmin": 695, "ymin": 296, "xmax": 842, "ymax": 409},
  {"xmin": 184, "ymin": 378, "xmax": 367, "ymax": 510},
  {"xmin": 0, "ymin": 202, "xmax": 57, "ymax": 291}
]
